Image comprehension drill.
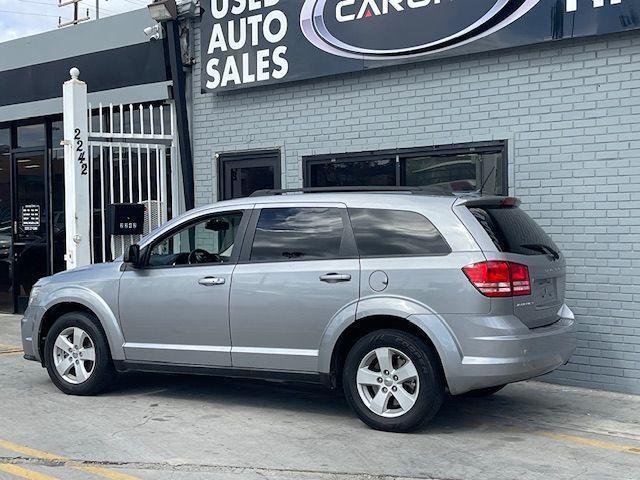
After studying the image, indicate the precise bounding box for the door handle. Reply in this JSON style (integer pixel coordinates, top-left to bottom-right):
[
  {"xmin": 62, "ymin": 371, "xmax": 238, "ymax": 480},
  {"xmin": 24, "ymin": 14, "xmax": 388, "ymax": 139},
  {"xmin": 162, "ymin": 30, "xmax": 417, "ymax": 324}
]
[
  {"xmin": 198, "ymin": 277, "xmax": 225, "ymax": 286},
  {"xmin": 319, "ymin": 273, "xmax": 352, "ymax": 283}
]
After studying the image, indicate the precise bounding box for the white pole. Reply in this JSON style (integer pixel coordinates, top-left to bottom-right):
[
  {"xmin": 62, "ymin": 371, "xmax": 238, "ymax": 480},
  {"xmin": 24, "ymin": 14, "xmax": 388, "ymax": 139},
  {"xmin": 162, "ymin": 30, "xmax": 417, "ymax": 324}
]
[{"xmin": 62, "ymin": 67, "xmax": 91, "ymax": 269}]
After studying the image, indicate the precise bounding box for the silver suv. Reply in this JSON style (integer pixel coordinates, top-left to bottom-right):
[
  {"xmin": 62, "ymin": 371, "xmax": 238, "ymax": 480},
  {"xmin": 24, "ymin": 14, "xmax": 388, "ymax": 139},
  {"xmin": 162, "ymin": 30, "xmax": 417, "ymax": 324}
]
[{"xmin": 21, "ymin": 191, "xmax": 576, "ymax": 432}]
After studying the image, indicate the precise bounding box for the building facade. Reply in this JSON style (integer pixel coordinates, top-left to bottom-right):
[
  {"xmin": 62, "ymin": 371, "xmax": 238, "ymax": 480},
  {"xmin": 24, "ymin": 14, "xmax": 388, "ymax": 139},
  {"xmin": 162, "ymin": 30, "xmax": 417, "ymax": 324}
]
[
  {"xmin": 0, "ymin": 9, "xmax": 177, "ymax": 313},
  {"xmin": 188, "ymin": 1, "xmax": 640, "ymax": 394}
]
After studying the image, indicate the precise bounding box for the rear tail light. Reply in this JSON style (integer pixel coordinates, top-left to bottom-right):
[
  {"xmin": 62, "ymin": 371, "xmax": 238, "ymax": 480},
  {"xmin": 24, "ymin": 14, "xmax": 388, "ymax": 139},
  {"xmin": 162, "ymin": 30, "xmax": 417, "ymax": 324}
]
[
  {"xmin": 508, "ymin": 262, "xmax": 531, "ymax": 296},
  {"xmin": 462, "ymin": 261, "xmax": 531, "ymax": 297}
]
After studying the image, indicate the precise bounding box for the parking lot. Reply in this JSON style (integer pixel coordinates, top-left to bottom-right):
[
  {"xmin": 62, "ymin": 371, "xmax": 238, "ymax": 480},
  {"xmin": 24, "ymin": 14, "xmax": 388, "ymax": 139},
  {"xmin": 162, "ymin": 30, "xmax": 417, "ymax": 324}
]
[{"xmin": 0, "ymin": 313, "xmax": 638, "ymax": 480}]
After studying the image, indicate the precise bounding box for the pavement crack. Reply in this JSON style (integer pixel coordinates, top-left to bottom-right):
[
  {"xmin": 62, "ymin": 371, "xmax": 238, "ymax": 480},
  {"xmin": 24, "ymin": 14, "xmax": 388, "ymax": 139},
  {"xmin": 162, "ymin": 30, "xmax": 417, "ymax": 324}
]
[{"xmin": 0, "ymin": 456, "xmax": 459, "ymax": 480}]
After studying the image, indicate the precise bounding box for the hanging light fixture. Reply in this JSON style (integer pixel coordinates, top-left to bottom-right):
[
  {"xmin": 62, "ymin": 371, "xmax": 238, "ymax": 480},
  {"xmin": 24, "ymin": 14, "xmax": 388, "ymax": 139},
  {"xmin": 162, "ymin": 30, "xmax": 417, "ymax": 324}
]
[{"xmin": 147, "ymin": 0, "xmax": 178, "ymax": 22}]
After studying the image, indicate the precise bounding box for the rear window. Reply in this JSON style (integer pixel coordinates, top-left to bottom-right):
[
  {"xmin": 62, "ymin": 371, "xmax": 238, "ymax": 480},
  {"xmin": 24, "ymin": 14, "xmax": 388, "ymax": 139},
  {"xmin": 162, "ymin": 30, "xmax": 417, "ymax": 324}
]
[
  {"xmin": 348, "ymin": 208, "xmax": 451, "ymax": 257},
  {"xmin": 469, "ymin": 206, "xmax": 559, "ymax": 256}
]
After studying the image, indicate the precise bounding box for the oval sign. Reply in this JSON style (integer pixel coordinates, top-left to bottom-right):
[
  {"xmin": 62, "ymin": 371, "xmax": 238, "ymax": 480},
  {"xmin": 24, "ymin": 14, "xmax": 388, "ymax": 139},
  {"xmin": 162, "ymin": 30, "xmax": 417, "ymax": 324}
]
[{"xmin": 300, "ymin": 0, "xmax": 541, "ymax": 59}]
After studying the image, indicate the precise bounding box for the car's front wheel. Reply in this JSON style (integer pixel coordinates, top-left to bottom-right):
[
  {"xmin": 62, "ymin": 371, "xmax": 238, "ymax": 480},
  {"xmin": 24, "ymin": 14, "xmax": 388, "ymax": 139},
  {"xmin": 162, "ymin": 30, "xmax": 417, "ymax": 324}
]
[
  {"xmin": 44, "ymin": 311, "xmax": 116, "ymax": 395},
  {"xmin": 342, "ymin": 329, "xmax": 444, "ymax": 432}
]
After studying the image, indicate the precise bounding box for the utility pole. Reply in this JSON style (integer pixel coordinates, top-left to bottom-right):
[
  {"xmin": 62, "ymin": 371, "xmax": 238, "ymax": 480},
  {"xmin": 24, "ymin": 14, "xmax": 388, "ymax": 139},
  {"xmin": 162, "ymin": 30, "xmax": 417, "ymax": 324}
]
[{"xmin": 58, "ymin": 0, "xmax": 90, "ymax": 28}]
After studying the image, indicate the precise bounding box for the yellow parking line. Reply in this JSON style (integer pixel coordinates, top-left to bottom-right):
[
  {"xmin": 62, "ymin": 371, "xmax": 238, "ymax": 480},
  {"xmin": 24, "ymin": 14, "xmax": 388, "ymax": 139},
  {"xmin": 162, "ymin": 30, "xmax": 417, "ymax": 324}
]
[
  {"xmin": 0, "ymin": 441, "xmax": 63, "ymax": 462},
  {"xmin": 0, "ymin": 463, "xmax": 59, "ymax": 480},
  {"xmin": 79, "ymin": 466, "xmax": 141, "ymax": 480},
  {"xmin": 0, "ymin": 351, "xmax": 23, "ymax": 357},
  {"xmin": 0, "ymin": 344, "xmax": 22, "ymax": 356},
  {"xmin": 0, "ymin": 440, "xmax": 140, "ymax": 480},
  {"xmin": 538, "ymin": 431, "xmax": 640, "ymax": 455}
]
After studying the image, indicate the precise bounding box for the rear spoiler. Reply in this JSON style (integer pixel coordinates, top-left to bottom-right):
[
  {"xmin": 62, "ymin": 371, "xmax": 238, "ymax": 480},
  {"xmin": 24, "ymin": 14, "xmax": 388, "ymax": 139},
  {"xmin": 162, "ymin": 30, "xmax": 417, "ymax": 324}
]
[{"xmin": 453, "ymin": 196, "xmax": 521, "ymax": 208}]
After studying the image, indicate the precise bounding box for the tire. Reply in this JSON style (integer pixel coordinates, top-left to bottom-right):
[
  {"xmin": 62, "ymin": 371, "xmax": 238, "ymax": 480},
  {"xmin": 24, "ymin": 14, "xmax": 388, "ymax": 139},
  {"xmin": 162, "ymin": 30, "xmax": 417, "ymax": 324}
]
[
  {"xmin": 342, "ymin": 329, "xmax": 444, "ymax": 432},
  {"xmin": 44, "ymin": 311, "xmax": 116, "ymax": 395},
  {"xmin": 463, "ymin": 384, "xmax": 507, "ymax": 397}
]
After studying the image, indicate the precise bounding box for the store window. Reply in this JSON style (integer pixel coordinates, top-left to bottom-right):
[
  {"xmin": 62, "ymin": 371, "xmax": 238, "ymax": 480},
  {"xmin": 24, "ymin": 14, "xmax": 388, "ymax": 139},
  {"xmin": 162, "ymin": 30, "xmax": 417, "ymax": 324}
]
[
  {"xmin": 308, "ymin": 156, "xmax": 396, "ymax": 187},
  {"xmin": 0, "ymin": 128, "xmax": 11, "ymax": 312},
  {"xmin": 16, "ymin": 123, "xmax": 45, "ymax": 148},
  {"xmin": 51, "ymin": 120, "xmax": 66, "ymax": 274},
  {"xmin": 304, "ymin": 142, "xmax": 506, "ymax": 195}
]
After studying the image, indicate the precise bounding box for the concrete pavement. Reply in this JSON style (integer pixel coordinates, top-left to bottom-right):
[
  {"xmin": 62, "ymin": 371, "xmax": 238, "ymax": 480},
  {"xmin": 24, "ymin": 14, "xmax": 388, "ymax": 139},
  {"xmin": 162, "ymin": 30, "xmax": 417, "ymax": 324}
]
[{"xmin": 0, "ymin": 313, "xmax": 639, "ymax": 480}]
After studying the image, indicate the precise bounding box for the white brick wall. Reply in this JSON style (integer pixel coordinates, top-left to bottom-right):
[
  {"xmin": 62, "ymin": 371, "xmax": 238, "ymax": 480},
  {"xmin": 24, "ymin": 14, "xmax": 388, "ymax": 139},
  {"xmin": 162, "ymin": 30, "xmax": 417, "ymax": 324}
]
[{"xmin": 191, "ymin": 20, "xmax": 640, "ymax": 394}]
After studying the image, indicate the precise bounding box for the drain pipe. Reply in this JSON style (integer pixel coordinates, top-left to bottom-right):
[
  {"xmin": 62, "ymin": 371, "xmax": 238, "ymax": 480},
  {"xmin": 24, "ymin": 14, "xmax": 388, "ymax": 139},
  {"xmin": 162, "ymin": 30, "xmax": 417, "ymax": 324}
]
[{"xmin": 147, "ymin": 0, "xmax": 195, "ymax": 211}]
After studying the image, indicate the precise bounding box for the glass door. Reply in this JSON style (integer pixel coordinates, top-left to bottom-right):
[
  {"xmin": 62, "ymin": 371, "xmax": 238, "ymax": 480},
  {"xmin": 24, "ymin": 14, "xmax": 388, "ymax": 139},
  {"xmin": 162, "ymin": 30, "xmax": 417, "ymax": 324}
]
[{"xmin": 12, "ymin": 151, "xmax": 49, "ymax": 312}]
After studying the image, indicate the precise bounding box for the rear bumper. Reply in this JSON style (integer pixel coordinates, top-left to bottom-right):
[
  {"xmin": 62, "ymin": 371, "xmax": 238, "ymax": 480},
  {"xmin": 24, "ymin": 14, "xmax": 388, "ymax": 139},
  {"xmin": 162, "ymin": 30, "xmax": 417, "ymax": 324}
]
[{"xmin": 410, "ymin": 306, "xmax": 577, "ymax": 395}]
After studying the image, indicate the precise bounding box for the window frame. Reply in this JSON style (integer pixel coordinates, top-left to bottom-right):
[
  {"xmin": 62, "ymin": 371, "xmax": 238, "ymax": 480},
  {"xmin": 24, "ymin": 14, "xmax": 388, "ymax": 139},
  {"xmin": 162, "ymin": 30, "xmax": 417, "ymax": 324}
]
[
  {"xmin": 217, "ymin": 149, "xmax": 282, "ymax": 200},
  {"xmin": 138, "ymin": 209, "xmax": 250, "ymax": 270},
  {"xmin": 303, "ymin": 141, "xmax": 508, "ymax": 196},
  {"xmin": 348, "ymin": 208, "xmax": 452, "ymax": 259},
  {"xmin": 238, "ymin": 205, "xmax": 359, "ymax": 264}
]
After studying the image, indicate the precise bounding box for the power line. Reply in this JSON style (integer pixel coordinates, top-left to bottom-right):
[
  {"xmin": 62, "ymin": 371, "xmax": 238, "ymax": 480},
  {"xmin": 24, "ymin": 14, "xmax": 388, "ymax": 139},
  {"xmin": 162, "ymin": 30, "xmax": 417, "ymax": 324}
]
[
  {"xmin": 16, "ymin": 0, "xmax": 118, "ymax": 14},
  {"xmin": 16, "ymin": 0, "xmax": 61, "ymax": 5},
  {"xmin": 78, "ymin": 1, "xmax": 118, "ymax": 15},
  {"xmin": 0, "ymin": 9, "xmax": 69, "ymax": 18},
  {"xmin": 121, "ymin": 0, "xmax": 150, "ymax": 7}
]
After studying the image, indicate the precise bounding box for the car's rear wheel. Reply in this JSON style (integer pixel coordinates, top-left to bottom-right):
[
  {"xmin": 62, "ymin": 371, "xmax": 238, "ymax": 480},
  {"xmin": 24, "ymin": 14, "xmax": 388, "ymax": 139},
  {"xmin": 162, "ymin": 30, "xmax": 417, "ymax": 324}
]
[
  {"xmin": 342, "ymin": 329, "xmax": 444, "ymax": 432},
  {"xmin": 44, "ymin": 311, "xmax": 116, "ymax": 395}
]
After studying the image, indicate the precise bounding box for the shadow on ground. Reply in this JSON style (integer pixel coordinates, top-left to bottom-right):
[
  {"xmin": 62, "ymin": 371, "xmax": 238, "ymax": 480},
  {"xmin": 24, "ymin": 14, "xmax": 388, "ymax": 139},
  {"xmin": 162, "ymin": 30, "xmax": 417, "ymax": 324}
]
[{"xmin": 100, "ymin": 371, "xmax": 569, "ymax": 433}]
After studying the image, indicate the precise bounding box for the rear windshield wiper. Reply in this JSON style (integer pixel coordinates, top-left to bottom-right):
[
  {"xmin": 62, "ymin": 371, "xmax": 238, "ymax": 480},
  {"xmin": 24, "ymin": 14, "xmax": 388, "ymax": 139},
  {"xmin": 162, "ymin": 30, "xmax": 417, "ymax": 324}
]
[{"xmin": 520, "ymin": 243, "xmax": 560, "ymax": 260}]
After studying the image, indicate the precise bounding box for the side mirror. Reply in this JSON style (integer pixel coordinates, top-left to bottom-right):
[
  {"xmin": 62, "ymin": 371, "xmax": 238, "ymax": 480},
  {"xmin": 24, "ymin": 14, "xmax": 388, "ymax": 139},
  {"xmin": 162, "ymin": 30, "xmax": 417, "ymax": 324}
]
[{"xmin": 123, "ymin": 244, "xmax": 141, "ymax": 268}]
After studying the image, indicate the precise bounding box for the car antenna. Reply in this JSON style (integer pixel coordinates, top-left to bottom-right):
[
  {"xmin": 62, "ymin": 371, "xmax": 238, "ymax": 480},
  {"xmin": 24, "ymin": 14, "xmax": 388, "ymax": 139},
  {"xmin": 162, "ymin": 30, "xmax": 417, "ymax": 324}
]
[{"xmin": 479, "ymin": 166, "xmax": 496, "ymax": 196}]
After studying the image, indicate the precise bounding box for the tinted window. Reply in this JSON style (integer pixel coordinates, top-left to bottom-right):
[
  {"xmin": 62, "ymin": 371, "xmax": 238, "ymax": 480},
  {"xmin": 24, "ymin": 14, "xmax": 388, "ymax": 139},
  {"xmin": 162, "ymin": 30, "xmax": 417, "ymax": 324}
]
[
  {"xmin": 16, "ymin": 124, "xmax": 45, "ymax": 148},
  {"xmin": 305, "ymin": 143, "xmax": 506, "ymax": 196},
  {"xmin": 309, "ymin": 158, "xmax": 396, "ymax": 187},
  {"xmin": 148, "ymin": 211, "xmax": 243, "ymax": 267},
  {"xmin": 349, "ymin": 208, "xmax": 450, "ymax": 257},
  {"xmin": 251, "ymin": 207, "xmax": 346, "ymax": 262},
  {"xmin": 469, "ymin": 206, "xmax": 559, "ymax": 256},
  {"xmin": 0, "ymin": 128, "xmax": 9, "ymax": 153}
]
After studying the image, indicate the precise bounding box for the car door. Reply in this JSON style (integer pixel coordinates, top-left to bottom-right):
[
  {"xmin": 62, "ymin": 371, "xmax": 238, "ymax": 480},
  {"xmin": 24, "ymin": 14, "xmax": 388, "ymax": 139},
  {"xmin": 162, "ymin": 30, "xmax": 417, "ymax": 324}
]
[
  {"xmin": 118, "ymin": 208, "xmax": 249, "ymax": 366},
  {"xmin": 230, "ymin": 203, "xmax": 360, "ymax": 372}
]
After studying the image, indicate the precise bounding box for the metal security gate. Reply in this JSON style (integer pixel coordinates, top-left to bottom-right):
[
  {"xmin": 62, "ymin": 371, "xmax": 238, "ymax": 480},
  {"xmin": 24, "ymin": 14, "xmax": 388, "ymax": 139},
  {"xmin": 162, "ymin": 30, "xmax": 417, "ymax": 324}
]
[{"xmin": 87, "ymin": 102, "xmax": 178, "ymax": 262}]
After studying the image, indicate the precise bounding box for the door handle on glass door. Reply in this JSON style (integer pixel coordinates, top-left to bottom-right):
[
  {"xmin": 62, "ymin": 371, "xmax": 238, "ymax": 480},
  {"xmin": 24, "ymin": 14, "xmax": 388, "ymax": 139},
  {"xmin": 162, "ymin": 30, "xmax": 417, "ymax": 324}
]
[
  {"xmin": 198, "ymin": 277, "xmax": 225, "ymax": 286},
  {"xmin": 319, "ymin": 273, "xmax": 352, "ymax": 283}
]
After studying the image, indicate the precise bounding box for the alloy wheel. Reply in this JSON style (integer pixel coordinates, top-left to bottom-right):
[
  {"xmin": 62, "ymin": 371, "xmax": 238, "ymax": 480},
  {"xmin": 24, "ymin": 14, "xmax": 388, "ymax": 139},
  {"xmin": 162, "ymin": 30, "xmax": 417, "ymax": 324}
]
[
  {"xmin": 356, "ymin": 347, "xmax": 420, "ymax": 418},
  {"xmin": 52, "ymin": 327, "xmax": 96, "ymax": 384}
]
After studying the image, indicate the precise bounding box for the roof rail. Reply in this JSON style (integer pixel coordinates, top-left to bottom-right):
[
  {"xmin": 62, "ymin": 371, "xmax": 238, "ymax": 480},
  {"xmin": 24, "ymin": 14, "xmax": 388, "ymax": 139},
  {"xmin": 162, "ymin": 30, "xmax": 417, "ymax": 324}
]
[{"xmin": 250, "ymin": 186, "xmax": 428, "ymax": 197}]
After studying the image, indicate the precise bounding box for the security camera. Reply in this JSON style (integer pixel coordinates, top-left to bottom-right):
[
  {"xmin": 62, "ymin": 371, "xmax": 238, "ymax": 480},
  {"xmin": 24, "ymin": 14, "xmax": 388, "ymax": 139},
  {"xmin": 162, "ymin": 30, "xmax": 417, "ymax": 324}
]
[{"xmin": 143, "ymin": 25, "xmax": 162, "ymax": 41}]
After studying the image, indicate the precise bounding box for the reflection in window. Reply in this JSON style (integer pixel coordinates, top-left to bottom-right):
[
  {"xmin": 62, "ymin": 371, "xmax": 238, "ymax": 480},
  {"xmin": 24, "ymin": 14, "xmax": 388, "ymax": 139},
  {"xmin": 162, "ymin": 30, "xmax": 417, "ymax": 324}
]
[
  {"xmin": 51, "ymin": 146, "xmax": 66, "ymax": 273},
  {"xmin": 16, "ymin": 124, "xmax": 45, "ymax": 148},
  {"xmin": 0, "ymin": 149, "xmax": 10, "ymax": 312},
  {"xmin": 251, "ymin": 208, "xmax": 345, "ymax": 262},
  {"xmin": 51, "ymin": 120, "xmax": 64, "ymax": 148},
  {"xmin": 0, "ymin": 128, "xmax": 9, "ymax": 154},
  {"xmin": 305, "ymin": 144, "xmax": 506, "ymax": 195},
  {"xmin": 405, "ymin": 152, "xmax": 502, "ymax": 193},
  {"xmin": 349, "ymin": 209, "xmax": 450, "ymax": 257},
  {"xmin": 309, "ymin": 158, "xmax": 396, "ymax": 187}
]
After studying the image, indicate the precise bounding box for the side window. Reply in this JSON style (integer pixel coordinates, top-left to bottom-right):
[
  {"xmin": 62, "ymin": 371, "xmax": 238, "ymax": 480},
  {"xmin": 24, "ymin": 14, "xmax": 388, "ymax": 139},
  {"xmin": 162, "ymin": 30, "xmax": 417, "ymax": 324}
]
[
  {"xmin": 250, "ymin": 207, "xmax": 347, "ymax": 262},
  {"xmin": 349, "ymin": 208, "xmax": 450, "ymax": 257},
  {"xmin": 147, "ymin": 211, "xmax": 244, "ymax": 267}
]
